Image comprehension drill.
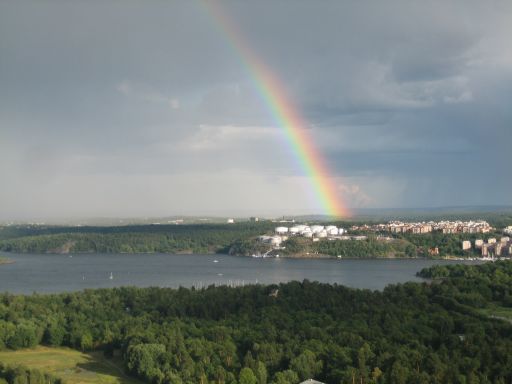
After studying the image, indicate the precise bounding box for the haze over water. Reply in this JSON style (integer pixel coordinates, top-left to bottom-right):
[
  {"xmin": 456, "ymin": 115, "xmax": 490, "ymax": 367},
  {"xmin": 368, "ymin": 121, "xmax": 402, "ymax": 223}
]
[{"xmin": 0, "ymin": 252, "xmax": 480, "ymax": 294}]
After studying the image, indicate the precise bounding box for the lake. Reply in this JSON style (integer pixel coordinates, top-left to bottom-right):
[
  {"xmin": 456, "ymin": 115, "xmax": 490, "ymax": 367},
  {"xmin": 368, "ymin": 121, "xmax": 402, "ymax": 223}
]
[{"xmin": 0, "ymin": 252, "xmax": 481, "ymax": 294}]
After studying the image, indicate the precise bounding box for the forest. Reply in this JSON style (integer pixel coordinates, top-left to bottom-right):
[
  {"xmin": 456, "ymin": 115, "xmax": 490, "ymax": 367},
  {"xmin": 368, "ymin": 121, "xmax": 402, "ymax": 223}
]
[
  {"xmin": 0, "ymin": 220, "xmax": 509, "ymax": 258},
  {"xmin": 293, "ymin": 237, "xmax": 412, "ymax": 258},
  {"xmin": 0, "ymin": 261, "xmax": 512, "ymax": 383},
  {"xmin": 0, "ymin": 223, "xmax": 275, "ymax": 255}
]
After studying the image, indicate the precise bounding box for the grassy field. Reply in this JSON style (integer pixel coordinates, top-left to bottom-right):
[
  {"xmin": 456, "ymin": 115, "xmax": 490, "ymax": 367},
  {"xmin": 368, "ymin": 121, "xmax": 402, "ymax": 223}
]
[{"xmin": 0, "ymin": 346, "xmax": 141, "ymax": 384}]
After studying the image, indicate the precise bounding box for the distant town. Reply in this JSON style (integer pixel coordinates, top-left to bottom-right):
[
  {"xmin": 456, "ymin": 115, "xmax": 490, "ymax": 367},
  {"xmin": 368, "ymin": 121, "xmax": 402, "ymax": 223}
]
[
  {"xmin": 350, "ymin": 220, "xmax": 493, "ymax": 234},
  {"xmin": 256, "ymin": 221, "xmax": 512, "ymax": 259}
]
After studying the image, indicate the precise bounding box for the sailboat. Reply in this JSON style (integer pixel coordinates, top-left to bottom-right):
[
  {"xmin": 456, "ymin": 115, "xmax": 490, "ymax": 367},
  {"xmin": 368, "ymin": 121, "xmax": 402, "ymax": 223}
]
[{"xmin": 109, "ymin": 272, "xmax": 113, "ymax": 280}]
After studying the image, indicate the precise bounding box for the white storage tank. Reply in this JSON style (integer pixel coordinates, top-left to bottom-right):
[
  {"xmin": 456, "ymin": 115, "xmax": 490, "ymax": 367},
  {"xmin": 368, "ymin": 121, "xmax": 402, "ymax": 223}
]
[
  {"xmin": 275, "ymin": 227, "xmax": 289, "ymax": 235},
  {"xmin": 301, "ymin": 228, "xmax": 312, "ymax": 235},
  {"xmin": 327, "ymin": 227, "xmax": 339, "ymax": 236},
  {"xmin": 289, "ymin": 226, "xmax": 300, "ymax": 234},
  {"xmin": 317, "ymin": 230, "xmax": 327, "ymax": 238},
  {"xmin": 311, "ymin": 225, "xmax": 324, "ymax": 234},
  {"xmin": 303, "ymin": 231, "xmax": 313, "ymax": 238}
]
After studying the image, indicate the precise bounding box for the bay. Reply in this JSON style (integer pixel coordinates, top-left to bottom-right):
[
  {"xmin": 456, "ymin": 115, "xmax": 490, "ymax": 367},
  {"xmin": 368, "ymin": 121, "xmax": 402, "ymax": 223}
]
[{"xmin": 0, "ymin": 252, "xmax": 481, "ymax": 294}]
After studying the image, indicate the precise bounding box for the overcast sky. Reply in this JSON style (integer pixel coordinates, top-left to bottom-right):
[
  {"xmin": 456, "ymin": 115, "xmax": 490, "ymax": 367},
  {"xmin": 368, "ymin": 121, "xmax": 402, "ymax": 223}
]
[{"xmin": 1, "ymin": 0, "xmax": 511, "ymax": 219}]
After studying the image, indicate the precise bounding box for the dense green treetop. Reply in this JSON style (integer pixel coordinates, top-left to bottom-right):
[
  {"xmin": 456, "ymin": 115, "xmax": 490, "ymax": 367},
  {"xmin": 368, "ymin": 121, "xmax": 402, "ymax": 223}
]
[{"xmin": 0, "ymin": 261, "xmax": 511, "ymax": 383}]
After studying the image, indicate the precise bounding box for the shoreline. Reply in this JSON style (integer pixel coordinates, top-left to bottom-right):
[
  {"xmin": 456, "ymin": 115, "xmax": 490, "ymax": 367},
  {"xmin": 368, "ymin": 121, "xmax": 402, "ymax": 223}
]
[{"xmin": 1, "ymin": 250, "xmax": 495, "ymax": 262}]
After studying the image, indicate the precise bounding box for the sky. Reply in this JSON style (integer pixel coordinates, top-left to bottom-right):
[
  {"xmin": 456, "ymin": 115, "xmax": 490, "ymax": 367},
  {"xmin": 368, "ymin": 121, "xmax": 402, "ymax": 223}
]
[{"xmin": 1, "ymin": 0, "xmax": 511, "ymax": 220}]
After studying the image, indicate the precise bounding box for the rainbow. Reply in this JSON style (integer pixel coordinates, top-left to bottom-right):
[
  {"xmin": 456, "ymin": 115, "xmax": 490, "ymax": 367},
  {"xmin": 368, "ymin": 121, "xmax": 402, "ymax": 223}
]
[{"xmin": 201, "ymin": 1, "xmax": 350, "ymax": 218}]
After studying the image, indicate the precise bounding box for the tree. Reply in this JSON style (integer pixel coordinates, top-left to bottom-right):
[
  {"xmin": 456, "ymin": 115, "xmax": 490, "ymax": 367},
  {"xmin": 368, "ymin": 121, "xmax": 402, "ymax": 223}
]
[
  {"xmin": 7, "ymin": 323, "xmax": 39, "ymax": 349},
  {"xmin": 272, "ymin": 370, "xmax": 299, "ymax": 384},
  {"xmin": 357, "ymin": 343, "xmax": 375, "ymax": 382},
  {"xmin": 126, "ymin": 343, "xmax": 166, "ymax": 382},
  {"xmin": 44, "ymin": 322, "xmax": 65, "ymax": 346},
  {"xmin": 405, "ymin": 244, "xmax": 417, "ymax": 258},
  {"xmin": 290, "ymin": 350, "xmax": 323, "ymax": 381},
  {"xmin": 80, "ymin": 333, "xmax": 93, "ymax": 351},
  {"xmin": 239, "ymin": 368, "xmax": 257, "ymax": 384},
  {"xmin": 255, "ymin": 362, "xmax": 267, "ymax": 384},
  {"xmin": 371, "ymin": 367, "xmax": 383, "ymax": 383},
  {"xmin": 389, "ymin": 361, "xmax": 409, "ymax": 384}
]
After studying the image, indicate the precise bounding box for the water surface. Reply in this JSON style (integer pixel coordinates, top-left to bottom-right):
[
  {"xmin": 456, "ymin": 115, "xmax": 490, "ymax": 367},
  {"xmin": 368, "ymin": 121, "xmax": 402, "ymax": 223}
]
[{"xmin": 0, "ymin": 252, "xmax": 480, "ymax": 294}]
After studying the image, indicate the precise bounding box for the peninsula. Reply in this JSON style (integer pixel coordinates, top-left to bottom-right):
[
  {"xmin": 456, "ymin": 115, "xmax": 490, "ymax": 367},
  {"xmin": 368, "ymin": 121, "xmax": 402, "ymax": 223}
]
[{"xmin": 1, "ymin": 213, "xmax": 511, "ymax": 260}]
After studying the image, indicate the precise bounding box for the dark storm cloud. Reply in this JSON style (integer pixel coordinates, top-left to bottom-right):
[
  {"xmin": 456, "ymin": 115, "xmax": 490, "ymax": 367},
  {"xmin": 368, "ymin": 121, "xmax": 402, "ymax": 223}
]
[{"xmin": 0, "ymin": 0, "xmax": 511, "ymax": 219}]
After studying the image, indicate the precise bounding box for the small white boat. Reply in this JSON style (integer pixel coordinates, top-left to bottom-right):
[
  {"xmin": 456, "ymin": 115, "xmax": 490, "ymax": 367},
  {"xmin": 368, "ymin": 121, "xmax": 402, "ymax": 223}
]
[
  {"xmin": 213, "ymin": 260, "xmax": 219, "ymax": 263},
  {"xmin": 109, "ymin": 272, "xmax": 114, "ymax": 280}
]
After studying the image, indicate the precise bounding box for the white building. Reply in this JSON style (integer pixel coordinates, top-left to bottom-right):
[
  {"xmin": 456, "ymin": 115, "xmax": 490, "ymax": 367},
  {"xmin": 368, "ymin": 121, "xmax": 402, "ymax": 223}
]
[{"xmin": 258, "ymin": 235, "xmax": 283, "ymax": 246}]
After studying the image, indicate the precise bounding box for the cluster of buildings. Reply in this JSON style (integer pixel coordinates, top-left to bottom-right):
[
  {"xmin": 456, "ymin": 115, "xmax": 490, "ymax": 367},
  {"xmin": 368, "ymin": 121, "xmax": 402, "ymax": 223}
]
[
  {"xmin": 258, "ymin": 225, "xmax": 347, "ymax": 247},
  {"xmin": 351, "ymin": 220, "xmax": 493, "ymax": 234},
  {"xmin": 275, "ymin": 224, "xmax": 345, "ymax": 238},
  {"xmin": 462, "ymin": 236, "xmax": 512, "ymax": 257}
]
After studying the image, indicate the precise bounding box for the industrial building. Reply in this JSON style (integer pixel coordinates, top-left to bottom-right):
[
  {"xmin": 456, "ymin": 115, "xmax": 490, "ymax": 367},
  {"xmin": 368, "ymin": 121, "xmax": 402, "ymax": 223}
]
[{"xmin": 274, "ymin": 225, "xmax": 345, "ymax": 239}]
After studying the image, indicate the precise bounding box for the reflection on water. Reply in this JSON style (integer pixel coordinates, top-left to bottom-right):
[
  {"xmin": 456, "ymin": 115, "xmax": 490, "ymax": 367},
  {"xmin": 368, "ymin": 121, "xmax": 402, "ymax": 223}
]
[{"xmin": 0, "ymin": 252, "xmax": 480, "ymax": 294}]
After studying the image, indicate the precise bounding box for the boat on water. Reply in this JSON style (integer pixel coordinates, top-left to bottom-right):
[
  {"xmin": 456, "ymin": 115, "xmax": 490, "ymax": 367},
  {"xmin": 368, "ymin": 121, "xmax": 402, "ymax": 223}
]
[
  {"xmin": 109, "ymin": 272, "xmax": 113, "ymax": 280},
  {"xmin": 213, "ymin": 260, "xmax": 219, "ymax": 263}
]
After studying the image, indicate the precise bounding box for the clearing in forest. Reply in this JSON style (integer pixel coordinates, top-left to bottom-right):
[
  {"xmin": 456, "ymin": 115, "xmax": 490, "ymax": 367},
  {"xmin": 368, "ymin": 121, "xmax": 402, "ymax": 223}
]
[{"xmin": 0, "ymin": 346, "xmax": 141, "ymax": 384}]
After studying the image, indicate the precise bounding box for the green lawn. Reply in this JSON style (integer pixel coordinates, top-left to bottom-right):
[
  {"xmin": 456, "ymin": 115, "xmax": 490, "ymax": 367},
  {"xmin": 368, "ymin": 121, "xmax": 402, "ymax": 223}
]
[{"xmin": 0, "ymin": 346, "xmax": 141, "ymax": 384}]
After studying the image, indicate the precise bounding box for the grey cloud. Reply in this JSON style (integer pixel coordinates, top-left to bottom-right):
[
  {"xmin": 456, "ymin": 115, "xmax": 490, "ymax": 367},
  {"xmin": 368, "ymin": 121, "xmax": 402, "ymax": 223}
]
[{"xmin": 1, "ymin": 0, "xmax": 511, "ymax": 218}]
